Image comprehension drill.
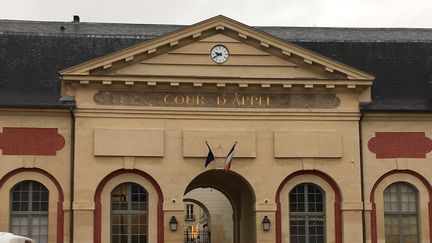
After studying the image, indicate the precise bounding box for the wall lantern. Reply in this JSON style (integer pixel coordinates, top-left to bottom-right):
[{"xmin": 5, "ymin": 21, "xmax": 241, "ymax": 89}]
[
  {"xmin": 262, "ymin": 216, "xmax": 271, "ymax": 231},
  {"xmin": 169, "ymin": 216, "xmax": 178, "ymax": 231}
]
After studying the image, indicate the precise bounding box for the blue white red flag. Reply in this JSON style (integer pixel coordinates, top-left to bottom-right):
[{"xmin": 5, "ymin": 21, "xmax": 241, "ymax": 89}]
[{"xmin": 223, "ymin": 142, "xmax": 237, "ymax": 171}]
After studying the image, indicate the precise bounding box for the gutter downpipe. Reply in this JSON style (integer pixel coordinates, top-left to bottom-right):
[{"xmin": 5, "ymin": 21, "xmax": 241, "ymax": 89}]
[
  {"xmin": 359, "ymin": 110, "xmax": 366, "ymax": 243},
  {"xmin": 69, "ymin": 107, "xmax": 75, "ymax": 243}
]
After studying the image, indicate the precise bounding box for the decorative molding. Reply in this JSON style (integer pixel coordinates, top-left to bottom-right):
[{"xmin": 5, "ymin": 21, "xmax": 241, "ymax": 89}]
[{"xmin": 123, "ymin": 157, "xmax": 136, "ymax": 170}]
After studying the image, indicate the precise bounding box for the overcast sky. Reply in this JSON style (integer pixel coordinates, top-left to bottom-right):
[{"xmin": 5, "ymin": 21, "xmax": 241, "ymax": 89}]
[{"xmin": 1, "ymin": 0, "xmax": 432, "ymax": 28}]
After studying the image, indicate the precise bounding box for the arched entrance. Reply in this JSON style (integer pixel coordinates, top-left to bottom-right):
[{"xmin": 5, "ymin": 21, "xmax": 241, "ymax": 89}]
[{"xmin": 184, "ymin": 169, "xmax": 256, "ymax": 243}]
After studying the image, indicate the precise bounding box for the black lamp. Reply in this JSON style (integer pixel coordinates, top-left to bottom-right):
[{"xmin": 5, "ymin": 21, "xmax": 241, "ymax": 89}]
[
  {"xmin": 169, "ymin": 216, "xmax": 178, "ymax": 231},
  {"xmin": 262, "ymin": 216, "xmax": 271, "ymax": 231}
]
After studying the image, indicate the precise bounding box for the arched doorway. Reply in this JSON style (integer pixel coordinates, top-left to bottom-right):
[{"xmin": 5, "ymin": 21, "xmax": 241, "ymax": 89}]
[{"xmin": 184, "ymin": 169, "xmax": 256, "ymax": 243}]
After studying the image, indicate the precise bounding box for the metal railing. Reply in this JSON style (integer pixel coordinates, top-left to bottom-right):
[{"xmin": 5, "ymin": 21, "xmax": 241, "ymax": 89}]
[{"xmin": 184, "ymin": 229, "xmax": 210, "ymax": 243}]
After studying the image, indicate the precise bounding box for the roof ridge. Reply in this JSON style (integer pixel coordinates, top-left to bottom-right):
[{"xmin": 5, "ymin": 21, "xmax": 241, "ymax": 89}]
[
  {"xmin": 0, "ymin": 31, "xmax": 157, "ymax": 39},
  {"xmin": 1, "ymin": 18, "xmax": 432, "ymax": 30}
]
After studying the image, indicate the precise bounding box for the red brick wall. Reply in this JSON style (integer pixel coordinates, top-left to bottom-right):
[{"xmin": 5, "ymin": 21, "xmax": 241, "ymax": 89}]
[
  {"xmin": 368, "ymin": 132, "xmax": 432, "ymax": 158},
  {"xmin": 0, "ymin": 127, "xmax": 65, "ymax": 155}
]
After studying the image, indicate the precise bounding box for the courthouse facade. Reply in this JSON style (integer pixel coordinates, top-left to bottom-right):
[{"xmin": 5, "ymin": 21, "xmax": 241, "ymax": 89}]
[{"xmin": 0, "ymin": 16, "xmax": 431, "ymax": 243}]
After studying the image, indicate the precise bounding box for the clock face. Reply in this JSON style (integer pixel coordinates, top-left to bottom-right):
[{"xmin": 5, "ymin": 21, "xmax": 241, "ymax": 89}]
[{"xmin": 210, "ymin": 45, "xmax": 229, "ymax": 64}]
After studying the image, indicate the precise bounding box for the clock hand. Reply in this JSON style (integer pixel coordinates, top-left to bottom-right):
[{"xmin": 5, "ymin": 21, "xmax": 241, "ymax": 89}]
[{"xmin": 212, "ymin": 52, "xmax": 223, "ymax": 58}]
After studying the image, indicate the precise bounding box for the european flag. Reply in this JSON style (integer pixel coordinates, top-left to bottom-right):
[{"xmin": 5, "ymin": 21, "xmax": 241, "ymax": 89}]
[{"xmin": 205, "ymin": 141, "xmax": 215, "ymax": 167}]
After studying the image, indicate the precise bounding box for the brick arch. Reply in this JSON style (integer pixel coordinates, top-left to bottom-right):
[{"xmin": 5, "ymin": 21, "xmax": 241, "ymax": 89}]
[
  {"xmin": 93, "ymin": 169, "xmax": 164, "ymax": 243},
  {"xmin": 0, "ymin": 167, "xmax": 64, "ymax": 243},
  {"xmin": 369, "ymin": 170, "xmax": 432, "ymax": 243},
  {"xmin": 275, "ymin": 170, "xmax": 342, "ymax": 243}
]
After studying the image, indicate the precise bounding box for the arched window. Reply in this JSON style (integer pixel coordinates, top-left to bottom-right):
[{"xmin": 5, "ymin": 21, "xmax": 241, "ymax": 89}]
[
  {"xmin": 111, "ymin": 183, "xmax": 148, "ymax": 243},
  {"xmin": 10, "ymin": 180, "xmax": 49, "ymax": 243},
  {"xmin": 384, "ymin": 182, "xmax": 419, "ymax": 243},
  {"xmin": 289, "ymin": 183, "xmax": 325, "ymax": 243}
]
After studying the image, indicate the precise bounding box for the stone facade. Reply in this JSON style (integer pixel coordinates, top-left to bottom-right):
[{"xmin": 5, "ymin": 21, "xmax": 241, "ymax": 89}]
[{"xmin": 0, "ymin": 16, "xmax": 431, "ymax": 243}]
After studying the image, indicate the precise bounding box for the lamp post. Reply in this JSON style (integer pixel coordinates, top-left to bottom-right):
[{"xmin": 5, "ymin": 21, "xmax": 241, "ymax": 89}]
[
  {"xmin": 169, "ymin": 216, "xmax": 178, "ymax": 231},
  {"xmin": 262, "ymin": 216, "xmax": 271, "ymax": 231}
]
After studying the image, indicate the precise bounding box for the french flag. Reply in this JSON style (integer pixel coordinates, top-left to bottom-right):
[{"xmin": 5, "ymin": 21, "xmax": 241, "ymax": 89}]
[{"xmin": 223, "ymin": 142, "xmax": 237, "ymax": 171}]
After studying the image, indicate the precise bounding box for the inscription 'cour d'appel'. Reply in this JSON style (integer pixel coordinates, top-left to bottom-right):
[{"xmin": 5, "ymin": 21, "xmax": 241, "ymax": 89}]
[{"xmin": 94, "ymin": 90, "xmax": 340, "ymax": 109}]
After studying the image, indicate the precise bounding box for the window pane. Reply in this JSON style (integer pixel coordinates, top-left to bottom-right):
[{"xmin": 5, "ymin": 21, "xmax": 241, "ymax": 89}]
[
  {"xmin": 131, "ymin": 224, "xmax": 139, "ymax": 234},
  {"xmin": 139, "ymin": 235, "xmax": 147, "ymax": 243},
  {"xmin": 41, "ymin": 202, "xmax": 49, "ymax": 211},
  {"xmin": 112, "ymin": 235, "xmax": 119, "ymax": 243},
  {"xmin": 32, "ymin": 202, "xmax": 40, "ymax": 211},
  {"xmin": 12, "ymin": 202, "xmax": 20, "ymax": 211},
  {"xmin": 21, "ymin": 183, "xmax": 29, "ymax": 191},
  {"xmin": 112, "ymin": 224, "xmax": 120, "ymax": 234},
  {"xmin": 120, "ymin": 223, "xmax": 128, "ymax": 235},
  {"xmin": 31, "ymin": 225, "xmax": 40, "ymax": 236},
  {"xmin": 20, "ymin": 202, "xmax": 29, "ymax": 211},
  {"xmin": 33, "ymin": 191, "xmax": 40, "ymax": 201},
  {"xmin": 139, "ymin": 194, "xmax": 147, "ymax": 202},
  {"xmin": 132, "ymin": 202, "xmax": 139, "ymax": 210},
  {"xmin": 39, "ymin": 236, "xmax": 48, "ymax": 243},
  {"xmin": 32, "ymin": 217, "xmax": 39, "ymax": 225},
  {"xmin": 20, "ymin": 216, "xmax": 29, "ymax": 225},
  {"xmin": 41, "ymin": 191, "xmax": 49, "ymax": 201},
  {"xmin": 40, "ymin": 216, "xmax": 48, "ymax": 225},
  {"xmin": 19, "ymin": 225, "xmax": 28, "ymax": 235}
]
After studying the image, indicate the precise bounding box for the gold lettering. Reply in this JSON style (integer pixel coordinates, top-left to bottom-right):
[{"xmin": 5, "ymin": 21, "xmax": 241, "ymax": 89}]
[
  {"xmin": 197, "ymin": 95, "xmax": 206, "ymax": 105},
  {"xmin": 233, "ymin": 93, "xmax": 243, "ymax": 106},
  {"xmin": 185, "ymin": 95, "xmax": 194, "ymax": 105},
  {"xmin": 250, "ymin": 96, "xmax": 261, "ymax": 106},
  {"xmin": 243, "ymin": 96, "xmax": 248, "ymax": 106},
  {"xmin": 174, "ymin": 95, "xmax": 185, "ymax": 104},
  {"xmin": 163, "ymin": 93, "xmax": 272, "ymax": 108},
  {"xmin": 217, "ymin": 96, "xmax": 226, "ymax": 106},
  {"xmin": 163, "ymin": 95, "xmax": 172, "ymax": 105}
]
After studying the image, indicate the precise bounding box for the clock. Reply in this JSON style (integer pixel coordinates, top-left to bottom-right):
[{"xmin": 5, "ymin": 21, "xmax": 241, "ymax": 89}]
[{"xmin": 210, "ymin": 45, "xmax": 229, "ymax": 64}]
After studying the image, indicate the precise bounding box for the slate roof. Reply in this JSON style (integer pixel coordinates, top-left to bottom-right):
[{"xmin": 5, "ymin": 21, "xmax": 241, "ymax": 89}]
[{"xmin": 0, "ymin": 19, "xmax": 431, "ymax": 110}]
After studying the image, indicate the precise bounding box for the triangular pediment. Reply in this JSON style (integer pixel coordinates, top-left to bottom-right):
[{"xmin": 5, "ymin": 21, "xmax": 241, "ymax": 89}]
[
  {"xmin": 60, "ymin": 15, "xmax": 374, "ymax": 88},
  {"xmin": 103, "ymin": 33, "xmax": 329, "ymax": 80}
]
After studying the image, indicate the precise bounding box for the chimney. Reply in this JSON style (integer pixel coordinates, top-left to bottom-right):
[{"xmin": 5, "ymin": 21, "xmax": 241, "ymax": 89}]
[{"xmin": 73, "ymin": 15, "xmax": 80, "ymax": 22}]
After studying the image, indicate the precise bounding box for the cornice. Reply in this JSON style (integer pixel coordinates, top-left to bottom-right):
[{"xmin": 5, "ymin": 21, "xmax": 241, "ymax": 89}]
[
  {"xmin": 0, "ymin": 108, "xmax": 71, "ymax": 117},
  {"xmin": 62, "ymin": 75, "xmax": 371, "ymax": 93},
  {"xmin": 362, "ymin": 112, "xmax": 432, "ymax": 121},
  {"xmin": 73, "ymin": 108, "xmax": 361, "ymax": 121}
]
